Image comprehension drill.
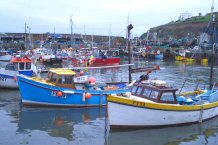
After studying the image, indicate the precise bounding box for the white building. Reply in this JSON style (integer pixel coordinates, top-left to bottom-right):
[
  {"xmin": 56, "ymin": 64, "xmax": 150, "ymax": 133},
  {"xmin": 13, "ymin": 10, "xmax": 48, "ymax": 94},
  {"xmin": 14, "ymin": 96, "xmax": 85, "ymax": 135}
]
[{"xmin": 179, "ymin": 12, "xmax": 192, "ymax": 21}]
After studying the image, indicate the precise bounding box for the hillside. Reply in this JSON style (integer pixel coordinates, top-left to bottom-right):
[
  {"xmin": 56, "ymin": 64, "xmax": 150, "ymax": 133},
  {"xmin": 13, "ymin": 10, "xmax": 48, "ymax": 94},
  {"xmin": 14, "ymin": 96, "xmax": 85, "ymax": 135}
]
[{"xmin": 140, "ymin": 12, "xmax": 218, "ymax": 41}]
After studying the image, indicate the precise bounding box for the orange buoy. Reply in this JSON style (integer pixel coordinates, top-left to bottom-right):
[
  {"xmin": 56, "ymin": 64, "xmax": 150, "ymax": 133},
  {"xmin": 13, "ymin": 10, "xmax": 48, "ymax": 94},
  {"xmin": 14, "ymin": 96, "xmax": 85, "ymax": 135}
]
[
  {"xmin": 56, "ymin": 117, "xmax": 64, "ymax": 126},
  {"xmin": 85, "ymin": 93, "xmax": 92, "ymax": 99},
  {"xmin": 88, "ymin": 77, "xmax": 96, "ymax": 85},
  {"xmin": 57, "ymin": 91, "xmax": 63, "ymax": 97},
  {"xmin": 14, "ymin": 76, "xmax": 18, "ymax": 82},
  {"xmin": 80, "ymin": 71, "xmax": 84, "ymax": 76}
]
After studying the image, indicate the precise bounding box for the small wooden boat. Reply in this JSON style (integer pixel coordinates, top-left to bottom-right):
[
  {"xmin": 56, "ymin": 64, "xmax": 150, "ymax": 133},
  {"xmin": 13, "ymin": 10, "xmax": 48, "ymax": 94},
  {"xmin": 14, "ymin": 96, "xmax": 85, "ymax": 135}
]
[
  {"xmin": 0, "ymin": 56, "xmax": 37, "ymax": 88},
  {"xmin": 107, "ymin": 79, "xmax": 218, "ymax": 128},
  {"xmin": 18, "ymin": 68, "xmax": 129, "ymax": 107}
]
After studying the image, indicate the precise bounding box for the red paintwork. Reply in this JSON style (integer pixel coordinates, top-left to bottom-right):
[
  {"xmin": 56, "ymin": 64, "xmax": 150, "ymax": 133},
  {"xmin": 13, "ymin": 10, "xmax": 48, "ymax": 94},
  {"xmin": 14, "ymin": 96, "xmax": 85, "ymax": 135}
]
[
  {"xmin": 71, "ymin": 57, "xmax": 120, "ymax": 67},
  {"xmin": 92, "ymin": 57, "xmax": 120, "ymax": 66},
  {"xmin": 12, "ymin": 56, "xmax": 33, "ymax": 63}
]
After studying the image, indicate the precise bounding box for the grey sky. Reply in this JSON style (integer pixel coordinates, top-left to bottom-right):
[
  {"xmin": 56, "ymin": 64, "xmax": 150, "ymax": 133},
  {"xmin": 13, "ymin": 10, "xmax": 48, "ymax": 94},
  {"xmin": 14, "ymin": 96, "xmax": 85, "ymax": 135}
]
[{"xmin": 0, "ymin": 0, "xmax": 217, "ymax": 37}]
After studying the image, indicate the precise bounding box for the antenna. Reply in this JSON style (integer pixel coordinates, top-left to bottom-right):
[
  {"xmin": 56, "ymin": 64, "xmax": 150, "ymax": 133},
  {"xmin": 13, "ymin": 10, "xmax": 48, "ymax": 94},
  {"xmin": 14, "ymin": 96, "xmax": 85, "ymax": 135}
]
[
  {"xmin": 126, "ymin": 0, "xmax": 133, "ymax": 54},
  {"xmin": 211, "ymin": 0, "xmax": 214, "ymax": 14},
  {"xmin": 127, "ymin": 0, "xmax": 133, "ymax": 25}
]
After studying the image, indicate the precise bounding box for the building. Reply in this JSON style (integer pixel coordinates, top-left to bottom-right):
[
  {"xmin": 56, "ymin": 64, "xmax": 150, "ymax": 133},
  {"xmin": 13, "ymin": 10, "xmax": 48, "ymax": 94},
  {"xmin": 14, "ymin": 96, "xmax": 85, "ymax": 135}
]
[
  {"xmin": 179, "ymin": 12, "xmax": 192, "ymax": 21},
  {"xmin": 0, "ymin": 33, "xmax": 126, "ymax": 50}
]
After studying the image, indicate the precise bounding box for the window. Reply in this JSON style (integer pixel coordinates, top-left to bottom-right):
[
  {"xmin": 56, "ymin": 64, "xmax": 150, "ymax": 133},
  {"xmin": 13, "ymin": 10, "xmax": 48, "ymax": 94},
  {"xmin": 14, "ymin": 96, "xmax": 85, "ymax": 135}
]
[
  {"xmin": 47, "ymin": 72, "xmax": 52, "ymax": 80},
  {"xmin": 51, "ymin": 73, "xmax": 58, "ymax": 83},
  {"xmin": 150, "ymin": 90, "xmax": 159, "ymax": 99},
  {"xmin": 19, "ymin": 63, "xmax": 25, "ymax": 70},
  {"xmin": 14, "ymin": 63, "xmax": 18, "ymax": 71},
  {"xmin": 160, "ymin": 92, "xmax": 175, "ymax": 102},
  {"xmin": 5, "ymin": 64, "xmax": 15, "ymax": 71},
  {"xmin": 26, "ymin": 63, "xmax": 31, "ymax": 70},
  {"xmin": 131, "ymin": 86, "xmax": 137, "ymax": 94},
  {"xmin": 60, "ymin": 75, "xmax": 73, "ymax": 84},
  {"xmin": 136, "ymin": 87, "xmax": 143, "ymax": 95},
  {"xmin": 143, "ymin": 89, "xmax": 151, "ymax": 97}
]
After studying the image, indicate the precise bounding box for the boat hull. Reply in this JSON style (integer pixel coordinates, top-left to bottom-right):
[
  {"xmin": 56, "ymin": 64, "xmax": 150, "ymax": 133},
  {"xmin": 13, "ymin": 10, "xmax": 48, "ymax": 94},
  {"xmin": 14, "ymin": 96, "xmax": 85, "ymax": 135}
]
[
  {"xmin": 92, "ymin": 57, "xmax": 120, "ymax": 66},
  {"xmin": 0, "ymin": 73, "xmax": 18, "ymax": 88},
  {"xmin": 0, "ymin": 54, "xmax": 12, "ymax": 61},
  {"xmin": 108, "ymin": 95, "xmax": 218, "ymax": 128},
  {"xmin": 175, "ymin": 56, "xmax": 195, "ymax": 62},
  {"xmin": 18, "ymin": 75, "xmax": 108, "ymax": 107}
]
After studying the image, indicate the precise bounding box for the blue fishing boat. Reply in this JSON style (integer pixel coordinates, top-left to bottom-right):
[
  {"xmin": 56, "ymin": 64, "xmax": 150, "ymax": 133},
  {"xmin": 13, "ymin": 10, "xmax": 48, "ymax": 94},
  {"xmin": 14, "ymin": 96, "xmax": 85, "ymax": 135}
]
[{"xmin": 18, "ymin": 68, "xmax": 129, "ymax": 107}]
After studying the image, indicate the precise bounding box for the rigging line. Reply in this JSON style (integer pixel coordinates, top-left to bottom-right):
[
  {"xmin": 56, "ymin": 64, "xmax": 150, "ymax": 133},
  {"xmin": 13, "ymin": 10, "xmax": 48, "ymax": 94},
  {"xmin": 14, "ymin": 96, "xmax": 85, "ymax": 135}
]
[
  {"xmin": 105, "ymin": 27, "xmax": 128, "ymax": 45},
  {"xmin": 127, "ymin": 0, "xmax": 133, "ymax": 24}
]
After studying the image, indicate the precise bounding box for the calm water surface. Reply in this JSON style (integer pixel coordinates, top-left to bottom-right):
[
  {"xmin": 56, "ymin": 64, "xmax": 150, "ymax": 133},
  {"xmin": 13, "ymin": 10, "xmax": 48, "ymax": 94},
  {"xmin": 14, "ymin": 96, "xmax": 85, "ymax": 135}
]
[{"xmin": 1, "ymin": 60, "xmax": 218, "ymax": 145}]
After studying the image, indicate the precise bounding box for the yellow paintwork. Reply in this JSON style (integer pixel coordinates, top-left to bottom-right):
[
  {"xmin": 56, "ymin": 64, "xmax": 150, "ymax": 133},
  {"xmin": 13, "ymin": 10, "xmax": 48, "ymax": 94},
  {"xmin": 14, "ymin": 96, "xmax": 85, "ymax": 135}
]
[
  {"xmin": 175, "ymin": 55, "xmax": 184, "ymax": 61},
  {"xmin": 201, "ymin": 58, "xmax": 208, "ymax": 64},
  {"xmin": 185, "ymin": 58, "xmax": 195, "ymax": 62},
  {"xmin": 31, "ymin": 77, "xmax": 55, "ymax": 86},
  {"xmin": 175, "ymin": 56, "xmax": 195, "ymax": 62},
  {"xmin": 179, "ymin": 90, "xmax": 204, "ymax": 96},
  {"xmin": 49, "ymin": 68, "xmax": 76, "ymax": 75},
  {"xmin": 108, "ymin": 95, "xmax": 218, "ymax": 111}
]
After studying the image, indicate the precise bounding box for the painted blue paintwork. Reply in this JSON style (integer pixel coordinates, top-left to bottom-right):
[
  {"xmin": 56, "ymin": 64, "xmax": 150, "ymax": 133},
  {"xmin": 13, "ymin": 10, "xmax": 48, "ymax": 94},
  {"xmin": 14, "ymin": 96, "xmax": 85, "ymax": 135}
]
[{"xmin": 18, "ymin": 75, "xmax": 129, "ymax": 107}]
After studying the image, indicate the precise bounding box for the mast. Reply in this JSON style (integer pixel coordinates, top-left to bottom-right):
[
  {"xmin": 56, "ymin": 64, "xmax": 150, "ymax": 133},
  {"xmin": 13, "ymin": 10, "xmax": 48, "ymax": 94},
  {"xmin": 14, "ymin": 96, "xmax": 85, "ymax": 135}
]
[
  {"xmin": 24, "ymin": 23, "xmax": 27, "ymax": 49},
  {"xmin": 127, "ymin": 24, "xmax": 133, "ymax": 83},
  {"xmin": 109, "ymin": 24, "xmax": 111, "ymax": 50},
  {"xmin": 91, "ymin": 35, "xmax": 94, "ymax": 48},
  {"xmin": 209, "ymin": 0, "xmax": 216, "ymax": 89},
  {"xmin": 70, "ymin": 14, "xmax": 73, "ymax": 48}
]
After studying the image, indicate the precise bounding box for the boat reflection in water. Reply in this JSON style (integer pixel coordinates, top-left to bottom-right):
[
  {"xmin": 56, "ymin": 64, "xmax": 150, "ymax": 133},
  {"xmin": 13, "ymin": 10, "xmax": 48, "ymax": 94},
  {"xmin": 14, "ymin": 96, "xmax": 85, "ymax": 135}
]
[
  {"xmin": 109, "ymin": 116, "xmax": 218, "ymax": 145},
  {"xmin": 17, "ymin": 107, "xmax": 107, "ymax": 144}
]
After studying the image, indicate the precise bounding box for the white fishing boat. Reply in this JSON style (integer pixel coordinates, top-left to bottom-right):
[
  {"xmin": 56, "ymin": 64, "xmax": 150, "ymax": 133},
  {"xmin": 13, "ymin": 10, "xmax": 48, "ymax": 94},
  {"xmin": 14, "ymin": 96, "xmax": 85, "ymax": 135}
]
[
  {"xmin": 0, "ymin": 56, "xmax": 37, "ymax": 88},
  {"xmin": 107, "ymin": 79, "xmax": 218, "ymax": 128}
]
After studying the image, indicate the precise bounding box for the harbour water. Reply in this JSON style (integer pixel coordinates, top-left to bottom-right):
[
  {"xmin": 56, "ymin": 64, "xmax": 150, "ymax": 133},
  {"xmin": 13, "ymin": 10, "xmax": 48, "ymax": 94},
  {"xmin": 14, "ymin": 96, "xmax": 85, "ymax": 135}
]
[{"xmin": 1, "ymin": 59, "xmax": 218, "ymax": 145}]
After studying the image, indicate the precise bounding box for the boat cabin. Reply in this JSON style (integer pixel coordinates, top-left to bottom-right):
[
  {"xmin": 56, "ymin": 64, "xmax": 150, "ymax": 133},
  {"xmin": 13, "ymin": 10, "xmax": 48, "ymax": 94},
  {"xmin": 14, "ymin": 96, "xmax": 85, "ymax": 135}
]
[
  {"xmin": 131, "ymin": 80, "xmax": 178, "ymax": 104},
  {"xmin": 47, "ymin": 68, "xmax": 77, "ymax": 89},
  {"xmin": 11, "ymin": 57, "xmax": 36, "ymax": 76}
]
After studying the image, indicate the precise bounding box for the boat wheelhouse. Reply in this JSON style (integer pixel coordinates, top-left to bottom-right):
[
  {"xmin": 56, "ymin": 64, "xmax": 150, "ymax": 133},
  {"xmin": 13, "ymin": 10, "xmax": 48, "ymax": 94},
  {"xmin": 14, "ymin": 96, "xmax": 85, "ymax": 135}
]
[{"xmin": 130, "ymin": 80, "xmax": 178, "ymax": 104}]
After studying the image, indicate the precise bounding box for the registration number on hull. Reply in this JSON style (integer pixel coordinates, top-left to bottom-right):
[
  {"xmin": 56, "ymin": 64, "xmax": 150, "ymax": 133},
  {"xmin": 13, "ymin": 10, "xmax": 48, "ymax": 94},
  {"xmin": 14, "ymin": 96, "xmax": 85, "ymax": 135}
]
[{"xmin": 0, "ymin": 76, "xmax": 6, "ymax": 81}]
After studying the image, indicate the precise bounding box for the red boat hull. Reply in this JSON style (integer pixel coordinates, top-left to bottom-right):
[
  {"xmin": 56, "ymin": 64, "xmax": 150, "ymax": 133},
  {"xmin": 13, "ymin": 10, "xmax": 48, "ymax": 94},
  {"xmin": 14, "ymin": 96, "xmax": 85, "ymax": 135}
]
[
  {"xmin": 92, "ymin": 57, "xmax": 120, "ymax": 66},
  {"xmin": 71, "ymin": 57, "xmax": 120, "ymax": 67}
]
